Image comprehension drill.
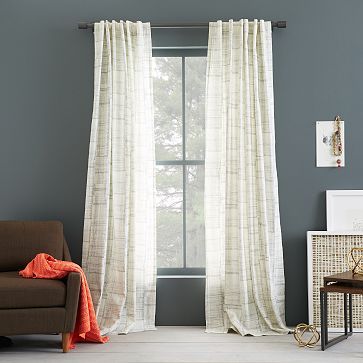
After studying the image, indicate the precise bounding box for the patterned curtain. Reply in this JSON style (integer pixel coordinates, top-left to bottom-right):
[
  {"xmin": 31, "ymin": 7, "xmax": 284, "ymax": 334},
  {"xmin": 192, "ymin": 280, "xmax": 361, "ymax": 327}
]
[
  {"xmin": 82, "ymin": 20, "xmax": 156, "ymax": 335},
  {"xmin": 205, "ymin": 19, "xmax": 289, "ymax": 335}
]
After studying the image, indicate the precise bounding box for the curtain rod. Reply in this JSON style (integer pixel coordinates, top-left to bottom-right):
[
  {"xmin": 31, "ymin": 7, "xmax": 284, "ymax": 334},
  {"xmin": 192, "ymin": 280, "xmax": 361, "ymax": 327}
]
[{"xmin": 78, "ymin": 21, "xmax": 287, "ymax": 30}]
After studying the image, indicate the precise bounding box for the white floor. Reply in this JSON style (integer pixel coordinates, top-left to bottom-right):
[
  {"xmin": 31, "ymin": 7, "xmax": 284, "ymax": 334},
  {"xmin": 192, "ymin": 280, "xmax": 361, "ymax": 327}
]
[{"xmin": 1, "ymin": 326, "xmax": 362, "ymax": 363}]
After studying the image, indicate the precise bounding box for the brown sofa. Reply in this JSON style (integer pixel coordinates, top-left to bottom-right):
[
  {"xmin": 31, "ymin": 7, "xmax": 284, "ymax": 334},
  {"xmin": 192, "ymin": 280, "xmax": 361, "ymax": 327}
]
[{"xmin": 0, "ymin": 221, "xmax": 81, "ymax": 352}]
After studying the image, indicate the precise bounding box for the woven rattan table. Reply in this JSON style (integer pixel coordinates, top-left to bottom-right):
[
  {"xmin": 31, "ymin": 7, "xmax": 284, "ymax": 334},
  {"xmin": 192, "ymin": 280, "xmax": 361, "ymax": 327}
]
[{"xmin": 320, "ymin": 271, "xmax": 363, "ymax": 350}]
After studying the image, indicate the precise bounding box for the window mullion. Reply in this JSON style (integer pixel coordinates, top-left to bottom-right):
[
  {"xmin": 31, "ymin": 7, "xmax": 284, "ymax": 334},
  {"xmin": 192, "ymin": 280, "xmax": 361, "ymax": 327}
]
[
  {"xmin": 182, "ymin": 56, "xmax": 187, "ymax": 269},
  {"xmin": 156, "ymin": 160, "xmax": 205, "ymax": 165}
]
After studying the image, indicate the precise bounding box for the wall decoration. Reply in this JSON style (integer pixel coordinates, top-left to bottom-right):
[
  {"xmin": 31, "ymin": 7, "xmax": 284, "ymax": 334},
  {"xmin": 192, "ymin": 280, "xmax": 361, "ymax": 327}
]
[
  {"xmin": 316, "ymin": 117, "xmax": 345, "ymax": 167},
  {"xmin": 347, "ymin": 247, "xmax": 363, "ymax": 274},
  {"xmin": 326, "ymin": 190, "xmax": 363, "ymax": 231},
  {"xmin": 307, "ymin": 231, "xmax": 363, "ymax": 331}
]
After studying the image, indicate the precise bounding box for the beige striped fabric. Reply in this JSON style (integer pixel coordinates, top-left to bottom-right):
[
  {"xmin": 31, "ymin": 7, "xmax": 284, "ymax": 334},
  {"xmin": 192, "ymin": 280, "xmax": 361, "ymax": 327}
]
[
  {"xmin": 205, "ymin": 20, "xmax": 289, "ymax": 335},
  {"xmin": 82, "ymin": 21, "xmax": 156, "ymax": 335}
]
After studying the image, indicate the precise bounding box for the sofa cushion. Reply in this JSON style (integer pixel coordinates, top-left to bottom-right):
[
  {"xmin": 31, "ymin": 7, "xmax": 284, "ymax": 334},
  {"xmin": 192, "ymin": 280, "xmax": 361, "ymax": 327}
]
[
  {"xmin": 0, "ymin": 271, "xmax": 66, "ymax": 309},
  {"xmin": 0, "ymin": 221, "xmax": 64, "ymax": 272}
]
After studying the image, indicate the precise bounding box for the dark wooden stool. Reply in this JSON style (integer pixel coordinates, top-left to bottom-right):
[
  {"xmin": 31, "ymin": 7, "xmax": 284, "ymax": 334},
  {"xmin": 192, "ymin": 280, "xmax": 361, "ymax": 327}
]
[{"xmin": 320, "ymin": 271, "xmax": 363, "ymax": 350}]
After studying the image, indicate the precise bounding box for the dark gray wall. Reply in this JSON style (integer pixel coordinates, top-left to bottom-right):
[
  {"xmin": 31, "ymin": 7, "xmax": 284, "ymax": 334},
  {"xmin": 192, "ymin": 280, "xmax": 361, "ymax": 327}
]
[
  {"xmin": 1, "ymin": 0, "xmax": 363, "ymax": 326},
  {"xmin": 156, "ymin": 278, "xmax": 205, "ymax": 326}
]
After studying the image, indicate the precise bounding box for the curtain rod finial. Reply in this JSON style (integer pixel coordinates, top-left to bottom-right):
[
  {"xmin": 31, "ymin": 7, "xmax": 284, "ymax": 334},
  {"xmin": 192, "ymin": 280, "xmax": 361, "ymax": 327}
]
[
  {"xmin": 78, "ymin": 22, "xmax": 89, "ymax": 29},
  {"xmin": 275, "ymin": 21, "xmax": 287, "ymax": 28}
]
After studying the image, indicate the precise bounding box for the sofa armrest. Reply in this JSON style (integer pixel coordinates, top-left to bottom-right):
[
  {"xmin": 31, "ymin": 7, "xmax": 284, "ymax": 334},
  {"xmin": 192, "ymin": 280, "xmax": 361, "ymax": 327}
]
[
  {"xmin": 63, "ymin": 237, "xmax": 72, "ymax": 262},
  {"xmin": 63, "ymin": 272, "xmax": 81, "ymax": 332}
]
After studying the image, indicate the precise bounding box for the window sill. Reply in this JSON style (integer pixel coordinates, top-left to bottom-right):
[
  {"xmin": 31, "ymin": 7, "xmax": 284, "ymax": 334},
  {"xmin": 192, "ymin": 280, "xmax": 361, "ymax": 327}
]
[{"xmin": 157, "ymin": 275, "xmax": 206, "ymax": 279}]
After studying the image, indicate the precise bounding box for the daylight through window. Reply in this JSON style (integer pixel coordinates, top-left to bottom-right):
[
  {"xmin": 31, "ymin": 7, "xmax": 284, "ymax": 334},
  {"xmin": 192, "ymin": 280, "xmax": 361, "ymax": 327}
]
[{"xmin": 153, "ymin": 53, "xmax": 206, "ymax": 272}]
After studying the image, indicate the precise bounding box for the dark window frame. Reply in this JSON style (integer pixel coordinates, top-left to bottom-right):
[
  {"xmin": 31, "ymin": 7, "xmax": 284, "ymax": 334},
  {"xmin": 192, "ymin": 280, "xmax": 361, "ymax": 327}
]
[{"xmin": 153, "ymin": 48, "xmax": 207, "ymax": 276}]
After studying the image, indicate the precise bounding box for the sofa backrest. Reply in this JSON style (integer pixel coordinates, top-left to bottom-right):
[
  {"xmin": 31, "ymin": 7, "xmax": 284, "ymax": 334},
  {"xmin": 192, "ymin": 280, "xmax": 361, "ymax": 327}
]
[{"xmin": 0, "ymin": 221, "xmax": 65, "ymax": 272}]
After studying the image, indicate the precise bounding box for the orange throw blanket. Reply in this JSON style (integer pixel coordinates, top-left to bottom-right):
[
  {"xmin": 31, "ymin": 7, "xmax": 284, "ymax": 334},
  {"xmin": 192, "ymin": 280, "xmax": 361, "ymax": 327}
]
[{"xmin": 19, "ymin": 253, "xmax": 109, "ymax": 349}]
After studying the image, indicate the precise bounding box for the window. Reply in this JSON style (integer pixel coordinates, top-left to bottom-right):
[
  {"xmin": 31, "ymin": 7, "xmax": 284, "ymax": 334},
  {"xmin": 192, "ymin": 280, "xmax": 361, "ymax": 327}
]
[{"xmin": 152, "ymin": 50, "xmax": 207, "ymax": 274}]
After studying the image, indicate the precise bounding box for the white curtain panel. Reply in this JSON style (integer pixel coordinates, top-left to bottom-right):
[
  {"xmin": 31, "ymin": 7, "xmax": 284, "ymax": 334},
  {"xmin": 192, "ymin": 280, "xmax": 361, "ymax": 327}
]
[
  {"xmin": 82, "ymin": 20, "xmax": 156, "ymax": 335},
  {"xmin": 205, "ymin": 19, "xmax": 289, "ymax": 335}
]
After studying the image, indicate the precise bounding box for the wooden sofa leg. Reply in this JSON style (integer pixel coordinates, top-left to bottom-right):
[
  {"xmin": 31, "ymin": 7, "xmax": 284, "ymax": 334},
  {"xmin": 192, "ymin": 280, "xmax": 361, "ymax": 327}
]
[{"xmin": 62, "ymin": 332, "xmax": 71, "ymax": 353}]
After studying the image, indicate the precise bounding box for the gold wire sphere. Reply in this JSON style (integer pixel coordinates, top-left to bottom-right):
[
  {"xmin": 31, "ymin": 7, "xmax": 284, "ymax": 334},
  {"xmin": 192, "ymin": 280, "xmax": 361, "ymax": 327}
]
[
  {"xmin": 347, "ymin": 247, "xmax": 363, "ymax": 275},
  {"xmin": 293, "ymin": 323, "xmax": 320, "ymax": 348}
]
